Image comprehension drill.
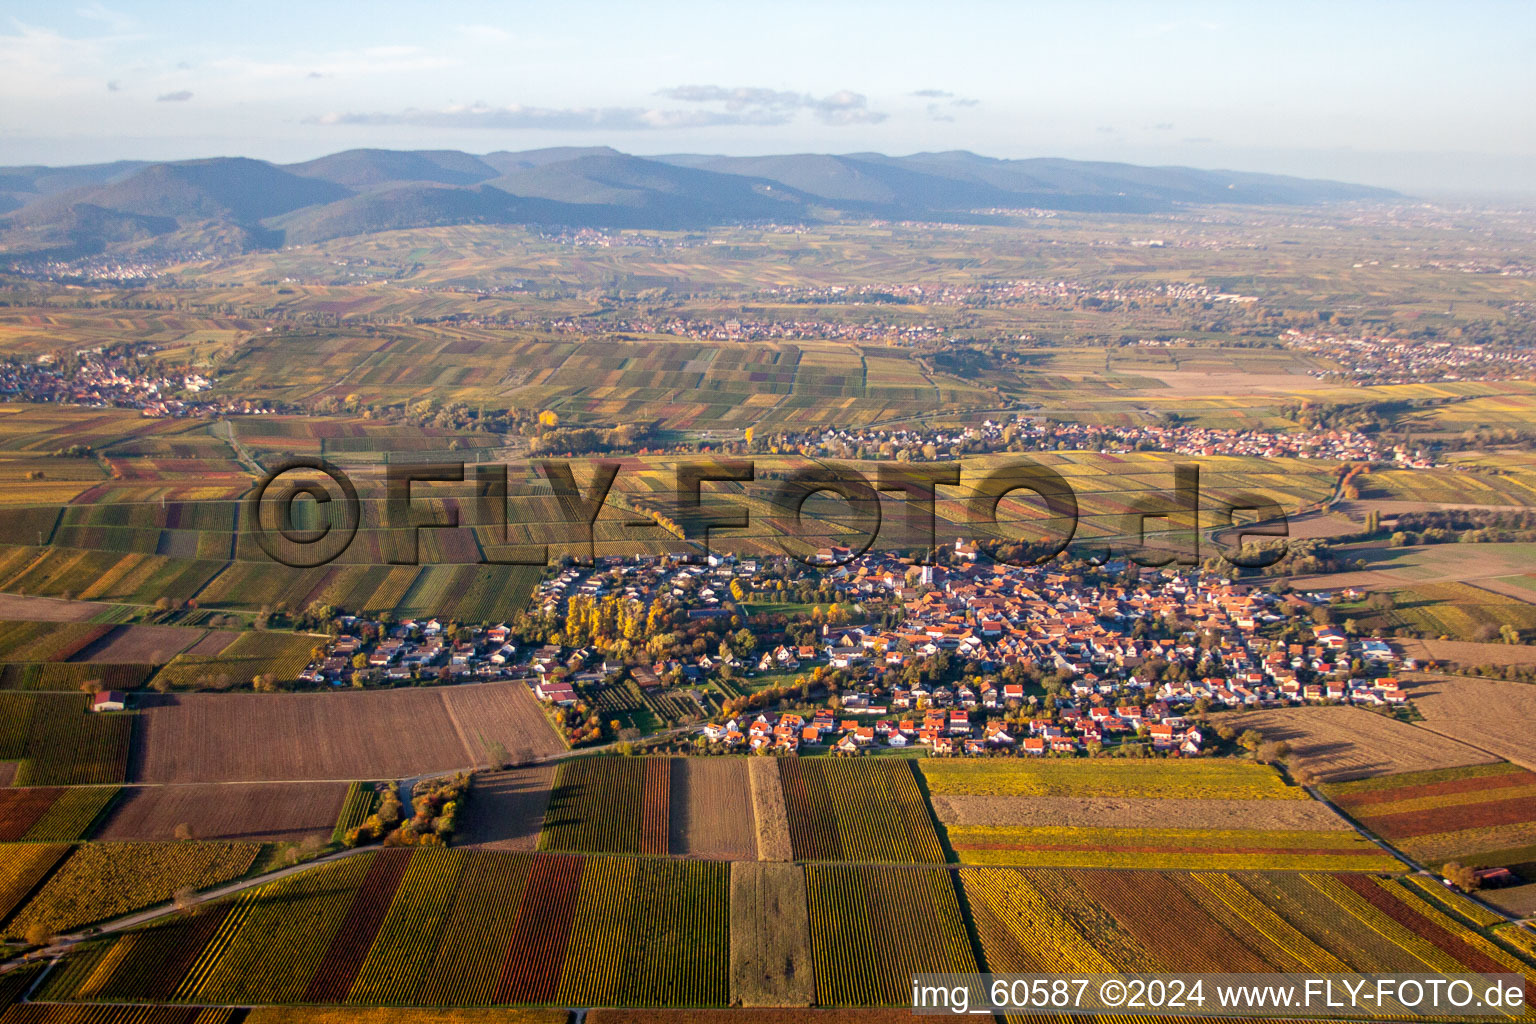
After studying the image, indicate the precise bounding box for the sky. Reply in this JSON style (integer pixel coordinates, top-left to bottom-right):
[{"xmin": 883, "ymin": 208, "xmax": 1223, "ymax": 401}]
[{"xmin": 3, "ymin": 0, "xmax": 1534, "ymax": 196}]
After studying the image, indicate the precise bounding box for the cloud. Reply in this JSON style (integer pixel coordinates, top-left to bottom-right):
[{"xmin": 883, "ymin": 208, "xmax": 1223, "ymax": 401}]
[
  {"xmin": 75, "ymin": 3, "xmax": 136, "ymax": 32},
  {"xmin": 308, "ymin": 103, "xmax": 789, "ymax": 131},
  {"xmin": 316, "ymin": 85, "xmax": 889, "ymax": 131},
  {"xmin": 659, "ymin": 84, "xmax": 886, "ymax": 125},
  {"xmin": 156, "ymin": 89, "xmax": 193, "ymax": 102},
  {"xmin": 306, "ymin": 71, "xmax": 326, "ymax": 79},
  {"xmin": 911, "ymin": 88, "xmax": 978, "ymax": 120},
  {"xmin": 106, "ymin": 79, "xmax": 119, "ymax": 92},
  {"xmin": 1152, "ymin": 121, "xmax": 1174, "ymax": 130}
]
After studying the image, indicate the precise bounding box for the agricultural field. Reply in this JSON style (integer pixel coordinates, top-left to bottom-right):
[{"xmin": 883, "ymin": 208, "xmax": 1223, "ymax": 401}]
[
  {"xmin": 0, "ymin": 622, "xmax": 118, "ymax": 663},
  {"xmin": 4, "ymin": 841, "xmax": 260, "ymax": 939},
  {"xmin": 729, "ymin": 862, "xmax": 813, "ymax": 1007},
  {"xmin": 1324, "ymin": 762, "xmax": 1536, "ymax": 873},
  {"xmin": 0, "ymin": 663, "xmax": 156, "ymax": 694},
  {"xmin": 1411, "ymin": 676, "xmax": 1536, "ymax": 770},
  {"xmin": 332, "ymin": 781, "xmax": 380, "ymax": 844},
  {"xmin": 539, "ymin": 757, "xmax": 766, "ymax": 859},
  {"xmin": 746, "ymin": 757, "xmax": 791, "ymax": 862},
  {"xmin": 963, "ymin": 868, "xmax": 1536, "ymax": 984},
  {"xmin": 919, "ymin": 758, "xmax": 1306, "ymax": 800},
  {"xmin": 586, "ymin": 1014, "xmax": 931, "ymax": 1024},
  {"xmin": 456, "ymin": 767, "xmax": 553, "ymax": 851},
  {"xmin": 930, "ymin": 793, "xmax": 1347, "ymax": 830},
  {"xmin": 245, "ymin": 1012, "xmax": 568, "ymax": 1024},
  {"xmin": 0, "ymin": 786, "xmax": 118, "ymax": 842},
  {"xmin": 0, "ymin": 1008, "xmax": 244, "ymax": 1023},
  {"xmin": 1214, "ymin": 705, "xmax": 1497, "ymax": 783},
  {"xmin": 777, "ymin": 758, "xmax": 945, "ymax": 864},
  {"xmin": 130, "ymin": 681, "xmax": 562, "ymax": 783},
  {"xmin": 95, "ymin": 783, "xmax": 348, "ymax": 842},
  {"xmin": 148, "ymin": 632, "xmax": 316, "ymax": 690},
  {"xmin": 538, "ymin": 757, "xmax": 668, "ymax": 855},
  {"xmin": 41, "ymin": 850, "xmax": 730, "ymax": 1008},
  {"xmin": 668, "ymin": 758, "xmax": 758, "ymax": 860},
  {"xmin": 944, "ymin": 825, "xmax": 1401, "ymax": 870},
  {"xmin": 806, "ymin": 865, "xmax": 978, "ymax": 1006},
  {"xmin": 0, "ymin": 843, "xmax": 71, "ymax": 924},
  {"xmin": 67, "ymin": 625, "xmax": 226, "ymax": 665},
  {"xmin": 0, "ymin": 692, "xmax": 132, "ymax": 786}
]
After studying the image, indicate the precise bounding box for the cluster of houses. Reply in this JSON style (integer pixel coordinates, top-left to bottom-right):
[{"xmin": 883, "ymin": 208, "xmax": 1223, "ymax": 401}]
[
  {"xmin": 697, "ymin": 696, "xmax": 1209, "ymax": 756},
  {"xmin": 534, "ymin": 557, "xmax": 763, "ymax": 619},
  {"xmin": 297, "ymin": 618, "xmax": 524, "ymax": 686},
  {"xmin": 605, "ymin": 552, "xmax": 1405, "ymax": 756},
  {"xmin": 0, "ymin": 344, "xmax": 267, "ymax": 418},
  {"xmin": 289, "ymin": 544, "xmax": 1411, "ymax": 759},
  {"xmin": 759, "ymin": 414, "xmax": 1426, "ymax": 466},
  {"xmin": 1286, "ymin": 329, "xmax": 1536, "ymax": 387}
]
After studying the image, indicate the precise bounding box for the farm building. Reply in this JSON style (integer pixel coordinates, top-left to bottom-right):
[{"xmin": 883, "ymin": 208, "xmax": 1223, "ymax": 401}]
[{"xmin": 92, "ymin": 690, "xmax": 127, "ymax": 712}]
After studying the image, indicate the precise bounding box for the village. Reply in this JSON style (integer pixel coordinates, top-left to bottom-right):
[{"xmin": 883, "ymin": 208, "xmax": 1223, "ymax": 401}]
[
  {"xmin": 757, "ymin": 414, "xmax": 1431, "ymax": 466},
  {"xmin": 293, "ymin": 543, "xmax": 1413, "ymax": 758},
  {"xmin": 0, "ymin": 342, "xmax": 269, "ymax": 418}
]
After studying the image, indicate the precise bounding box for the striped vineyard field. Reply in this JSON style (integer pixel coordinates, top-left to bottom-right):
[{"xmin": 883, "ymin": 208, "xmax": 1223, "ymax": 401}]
[
  {"xmin": 1400, "ymin": 874, "xmax": 1507, "ymax": 929},
  {"xmin": 778, "ymin": 758, "xmax": 944, "ymax": 864},
  {"xmin": 0, "ymin": 1006, "xmax": 240, "ymax": 1023},
  {"xmin": 538, "ymin": 757, "xmax": 646, "ymax": 855},
  {"xmin": 331, "ymin": 782, "xmax": 378, "ymax": 844},
  {"xmin": 0, "ymin": 693, "xmax": 132, "ymax": 787},
  {"xmin": 347, "ymin": 849, "xmax": 469, "ymax": 1004},
  {"xmin": 640, "ymin": 757, "xmax": 670, "ymax": 856},
  {"xmin": 944, "ymin": 825, "xmax": 1401, "ymax": 871},
  {"xmin": 38, "ymin": 850, "xmax": 730, "ymax": 1008},
  {"xmin": 807, "ymin": 865, "xmax": 977, "ymax": 1006},
  {"xmin": 21, "ymin": 788, "xmax": 119, "ymax": 842},
  {"xmin": 302, "ymin": 849, "xmax": 416, "ymax": 1003},
  {"xmin": 1324, "ymin": 762, "xmax": 1536, "ymax": 870},
  {"xmin": 959, "ymin": 869, "xmax": 1536, "ymax": 987},
  {"xmin": 0, "ymin": 844, "xmax": 71, "ymax": 926},
  {"xmin": 5, "ymin": 843, "xmax": 260, "ymax": 941}
]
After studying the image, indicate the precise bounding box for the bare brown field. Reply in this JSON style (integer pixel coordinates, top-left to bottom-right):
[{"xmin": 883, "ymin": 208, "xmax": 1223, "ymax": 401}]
[
  {"xmin": 456, "ymin": 765, "xmax": 554, "ymax": 851},
  {"xmin": 0, "ymin": 762, "xmax": 15, "ymax": 787},
  {"xmin": 669, "ymin": 758, "xmax": 758, "ymax": 860},
  {"xmin": 747, "ymin": 757, "xmax": 791, "ymax": 862},
  {"xmin": 589, "ymin": 1012, "xmax": 923, "ymax": 1024},
  {"xmin": 95, "ymin": 782, "xmax": 347, "ymax": 841},
  {"xmin": 728, "ymin": 861, "xmax": 814, "ymax": 1008},
  {"xmin": 0, "ymin": 593, "xmax": 98, "ymax": 622},
  {"xmin": 131, "ymin": 682, "xmax": 562, "ymax": 783},
  {"xmin": 439, "ymin": 682, "xmax": 567, "ymax": 765},
  {"xmin": 1217, "ymin": 705, "xmax": 1496, "ymax": 783},
  {"xmin": 68, "ymin": 624, "xmax": 215, "ymax": 664},
  {"xmin": 1411, "ymin": 676, "xmax": 1536, "ymax": 770},
  {"xmin": 1398, "ymin": 637, "xmax": 1536, "ymax": 668},
  {"xmin": 930, "ymin": 794, "xmax": 1349, "ymax": 830},
  {"xmin": 244, "ymin": 1007, "xmax": 569, "ymax": 1023},
  {"xmin": 1289, "ymin": 543, "xmax": 1536, "ymax": 592},
  {"xmin": 1347, "ymin": 499, "xmax": 1536, "ymax": 516},
  {"xmin": 182, "ymin": 630, "xmax": 241, "ymax": 657},
  {"xmin": 1283, "ymin": 511, "xmax": 1363, "ymax": 540},
  {"xmin": 1137, "ymin": 369, "xmax": 1319, "ymax": 396},
  {"xmin": 1482, "ymin": 884, "xmax": 1536, "ymax": 918}
]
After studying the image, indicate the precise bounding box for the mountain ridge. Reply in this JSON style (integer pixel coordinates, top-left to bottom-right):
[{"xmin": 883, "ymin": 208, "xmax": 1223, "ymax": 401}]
[{"xmin": 0, "ymin": 147, "xmax": 1400, "ymax": 259}]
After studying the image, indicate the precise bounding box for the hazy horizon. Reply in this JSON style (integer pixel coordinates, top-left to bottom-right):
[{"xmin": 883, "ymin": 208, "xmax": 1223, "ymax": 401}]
[{"xmin": 4, "ymin": 0, "xmax": 1533, "ymax": 198}]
